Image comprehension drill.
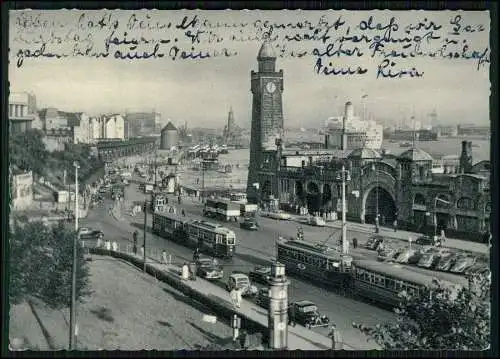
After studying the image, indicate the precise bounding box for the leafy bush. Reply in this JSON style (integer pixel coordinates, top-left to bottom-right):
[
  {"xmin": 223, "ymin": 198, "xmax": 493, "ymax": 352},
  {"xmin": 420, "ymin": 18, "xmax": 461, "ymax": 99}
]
[
  {"xmin": 353, "ymin": 274, "xmax": 491, "ymax": 350},
  {"xmin": 9, "ymin": 129, "xmax": 48, "ymax": 177},
  {"xmin": 9, "ymin": 220, "xmax": 92, "ymax": 309}
]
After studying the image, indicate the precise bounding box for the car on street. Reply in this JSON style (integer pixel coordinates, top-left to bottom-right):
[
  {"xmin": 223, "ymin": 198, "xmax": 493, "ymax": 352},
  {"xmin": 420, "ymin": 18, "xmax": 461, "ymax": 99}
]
[
  {"xmin": 465, "ymin": 260, "xmax": 490, "ymax": 276},
  {"xmin": 395, "ymin": 248, "xmax": 417, "ymax": 264},
  {"xmin": 78, "ymin": 227, "xmax": 104, "ymax": 240},
  {"xmin": 416, "ymin": 248, "xmax": 450, "ymax": 269},
  {"xmin": 240, "ymin": 217, "xmax": 259, "ymax": 231},
  {"xmin": 449, "ymin": 254, "xmax": 477, "ymax": 274},
  {"xmin": 435, "ymin": 252, "xmax": 459, "ymax": 271},
  {"xmin": 415, "ymin": 235, "xmax": 439, "ymax": 246},
  {"xmin": 262, "ymin": 211, "xmax": 292, "ymax": 220},
  {"xmin": 377, "ymin": 247, "xmax": 398, "ymax": 262},
  {"xmin": 226, "ymin": 273, "xmax": 258, "ymax": 297},
  {"xmin": 196, "ymin": 258, "xmax": 224, "ymax": 280},
  {"xmin": 255, "ymin": 288, "xmax": 270, "ymax": 309},
  {"xmin": 407, "ymin": 249, "xmax": 425, "ymax": 265},
  {"xmin": 288, "ymin": 300, "xmax": 330, "ymax": 329},
  {"xmin": 248, "ymin": 266, "xmax": 271, "ymax": 284},
  {"xmin": 364, "ymin": 235, "xmax": 385, "ymax": 250},
  {"xmin": 307, "ymin": 216, "xmax": 326, "ymax": 227}
]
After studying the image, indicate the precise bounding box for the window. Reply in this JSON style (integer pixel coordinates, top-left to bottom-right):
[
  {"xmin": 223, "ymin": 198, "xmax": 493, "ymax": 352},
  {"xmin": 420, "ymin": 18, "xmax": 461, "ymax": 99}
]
[{"xmin": 457, "ymin": 197, "xmax": 476, "ymax": 210}]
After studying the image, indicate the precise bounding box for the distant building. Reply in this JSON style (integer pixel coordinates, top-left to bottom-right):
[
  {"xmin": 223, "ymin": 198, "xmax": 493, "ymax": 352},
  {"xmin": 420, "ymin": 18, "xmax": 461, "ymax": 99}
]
[
  {"xmin": 324, "ymin": 102, "xmax": 383, "ymax": 150},
  {"xmin": 223, "ymin": 107, "xmax": 243, "ymax": 147},
  {"xmin": 125, "ymin": 110, "xmax": 158, "ymax": 138},
  {"xmin": 103, "ymin": 114, "xmax": 125, "ymax": 140},
  {"xmin": 160, "ymin": 121, "xmax": 178, "ymax": 150},
  {"xmin": 433, "ymin": 125, "xmax": 458, "ymax": 138},
  {"xmin": 457, "ymin": 124, "xmax": 490, "ymax": 137},
  {"xmin": 9, "ymin": 92, "xmax": 40, "ymax": 134},
  {"xmin": 10, "ymin": 167, "xmax": 33, "ymax": 210}
]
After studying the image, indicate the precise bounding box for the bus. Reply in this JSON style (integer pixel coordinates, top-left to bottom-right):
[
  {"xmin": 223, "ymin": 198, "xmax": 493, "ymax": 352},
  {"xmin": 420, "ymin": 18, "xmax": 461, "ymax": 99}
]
[
  {"xmin": 276, "ymin": 237, "xmax": 353, "ymax": 287},
  {"xmin": 152, "ymin": 211, "xmax": 237, "ymax": 258},
  {"xmin": 203, "ymin": 198, "xmax": 240, "ymax": 222},
  {"xmin": 351, "ymin": 259, "xmax": 468, "ymax": 308}
]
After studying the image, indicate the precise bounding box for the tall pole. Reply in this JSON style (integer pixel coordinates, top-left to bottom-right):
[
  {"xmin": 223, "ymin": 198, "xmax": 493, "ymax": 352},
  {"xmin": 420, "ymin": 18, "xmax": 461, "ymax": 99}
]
[
  {"xmin": 69, "ymin": 162, "xmax": 79, "ymax": 350},
  {"xmin": 434, "ymin": 197, "xmax": 437, "ymax": 238},
  {"xmin": 143, "ymin": 200, "xmax": 147, "ymax": 272},
  {"xmin": 201, "ymin": 159, "xmax": 205, "ymax": 203},
  {"xmin": 341, "ymin": 165, "xmax": 348, "ymax": 255}
]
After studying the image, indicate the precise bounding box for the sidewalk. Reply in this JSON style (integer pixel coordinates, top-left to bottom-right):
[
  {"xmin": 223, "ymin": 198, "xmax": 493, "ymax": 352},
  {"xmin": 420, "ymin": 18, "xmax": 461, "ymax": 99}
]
[
  {"xmin": 291, "ymin": 215, "xmax": 488, "ymax": 255},
  {"xmin": 113, "ymin": 248, "xmax": 369, "ymax": 351}
]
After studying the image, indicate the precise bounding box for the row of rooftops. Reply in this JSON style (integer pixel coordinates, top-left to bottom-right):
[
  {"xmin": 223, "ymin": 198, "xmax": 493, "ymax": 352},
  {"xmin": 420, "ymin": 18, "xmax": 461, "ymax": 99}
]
[{"xmin": 279, "ymin": 147, "xmax": 434, "ymax": 162}]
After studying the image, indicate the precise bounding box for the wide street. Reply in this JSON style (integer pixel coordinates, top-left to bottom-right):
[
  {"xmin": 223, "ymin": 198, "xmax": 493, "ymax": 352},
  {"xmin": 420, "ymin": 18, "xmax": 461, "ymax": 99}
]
[{"xmin": 81, "ymin": 179, "xmax": 397, "ymax": 350}]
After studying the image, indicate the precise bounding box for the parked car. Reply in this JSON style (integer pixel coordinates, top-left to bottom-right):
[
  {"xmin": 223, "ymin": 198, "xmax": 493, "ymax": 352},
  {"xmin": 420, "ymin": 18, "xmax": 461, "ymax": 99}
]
[
  {"xmin": 364, "ymin": 235, "xmax": 385, "ymax": 250},
  {"xmin": 226, "ymin": 273, "xmax": 258, "ymax": 297},
  {"xmin": 415, "ymin": 235, "xmax": 440, "ymax": 246},
  {"xmin": 450, "ymin": 254, "xmax": 477, "ymax": 274},
  {"xmin": 307, "ymin": 216, "xmax": 326, "ymax": 227},
  {"xmin": 78, "ymin": 227, "xmax": 104, "ymax": 240},
  {"xmin": 407, "ymin": 249, "xmax": 425, "ymax": 265},
  {"xmin": 288, "ymin": 300, "xmax": 330, "ymax": 329},
  {"xmin": 377, "ymin": 247, "xmax": 398, "ymax": 262},
  {"xmin": 196, "ymin": 258, "xmax": 224, "ymax": 280},
  {"xmin": 248, "ymin": 266, "xmax": 271, "ymax": 284},
  {"xmin": 435, "ymin": 252, "xmax": 458, "ymax": 271},
  {"xmin": 465, "ymin": 261, "xmax": 490, "ymax": 276},
  {"xmin": 416, "ymin": 251, "xmax": 441, "ymax": 269},
  {"xmin": 395, "ymin": 249, "xmax": 417, "ymax": 264},
  {"xmin": 263, "ymin": 211, "xmax": 292, "ymax": 220},
  {"xmin": 240, "ymin": 217, "xmax": 259, "ymax": 231},
  {"xmin": 255, "ymin": 288, "xmax": 270, "ymax": 309}
]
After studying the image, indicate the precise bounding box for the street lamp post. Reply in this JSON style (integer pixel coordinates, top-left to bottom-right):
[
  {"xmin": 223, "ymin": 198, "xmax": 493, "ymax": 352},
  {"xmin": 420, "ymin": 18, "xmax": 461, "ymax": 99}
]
[
  {"xmin": 336, "ymin": 165, "xmax": 351, "ymax": 255},
  {"xmin": 372, "ymin": 161, "xmax": 379, "ymax": 232},
  {"xmin": 69, "ymin": 161, "xmax": 80, "ymax": 350}
]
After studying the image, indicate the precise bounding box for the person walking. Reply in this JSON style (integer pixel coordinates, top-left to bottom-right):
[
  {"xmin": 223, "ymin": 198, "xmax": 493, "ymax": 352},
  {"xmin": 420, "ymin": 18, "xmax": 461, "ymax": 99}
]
[
  {"xmin": 189, "ymin": 261, "xmax": 197, "ymax": 281},
  {"xmin": 289, "ymin": 303, "xmax": 296, "ymax": 327},
  {"xmin": 181, "ymin": 262, "xmax": 190, "ymax": 281},
  {"xmin": 352, "ymin": 237, "xmax": 358, "ymax": 249},
  {"xmin": 193, "ymin": 247, "xmax": 200, "ymax": 262},
  {"xmin": 328, "ymin": 324, "xmax": 342, "ymax": 350},
  {"xmin": 181, "ymin": 209, "xmax": 186, "ymax": 217},
  {"xmin": 230, "ymin": 287, "xmax": 238, "ymax": 308},
  {"xmin": 393, "ymin": 219, "xmax": 398, "ymax": 232},
  {"xmin": 235, "ymin": 288, "xmax": 243, "ymax": 308},
  {"xmin": 162, "ymin": 250, "xmax": 168, "ymax": 264}
]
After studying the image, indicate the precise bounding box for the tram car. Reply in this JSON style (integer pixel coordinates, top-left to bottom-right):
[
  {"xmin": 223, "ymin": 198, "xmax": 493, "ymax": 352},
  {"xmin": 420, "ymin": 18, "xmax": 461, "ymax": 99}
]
[
  {"xmin": 351, "ymin": 259, "xmax": 468, "ymax": 309},
  {"xmin": 276, "ymin": 237, "xmax": 353, "ymax": 287},
  {"xmin": 152, "ymin": 211, "xmax": 236, "ymax": 258}
]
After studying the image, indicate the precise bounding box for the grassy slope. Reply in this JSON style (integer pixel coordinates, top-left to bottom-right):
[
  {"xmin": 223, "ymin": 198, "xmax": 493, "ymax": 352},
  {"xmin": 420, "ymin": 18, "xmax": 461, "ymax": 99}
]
[{"xmin": 9, "ymin": 256, "xmax": 233, "ymax": 350}]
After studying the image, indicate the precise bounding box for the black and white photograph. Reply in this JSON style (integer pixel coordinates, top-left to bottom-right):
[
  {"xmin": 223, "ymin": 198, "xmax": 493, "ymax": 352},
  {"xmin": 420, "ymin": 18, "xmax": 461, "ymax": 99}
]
[{"xmin": 6, "ymin": 5, "xmax": 492, "ymax": 352}]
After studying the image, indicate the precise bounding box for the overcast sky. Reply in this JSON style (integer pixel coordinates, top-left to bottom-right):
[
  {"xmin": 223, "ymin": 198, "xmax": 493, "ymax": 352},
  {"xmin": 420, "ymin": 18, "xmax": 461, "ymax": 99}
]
[{"xmin": 9, "ymin": 9, "xmax": 490, "ymax": 129}]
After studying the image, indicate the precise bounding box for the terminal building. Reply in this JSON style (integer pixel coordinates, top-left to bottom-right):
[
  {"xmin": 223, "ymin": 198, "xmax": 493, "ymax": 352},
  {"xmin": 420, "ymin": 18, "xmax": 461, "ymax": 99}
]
[{"xmin": 246, "ymin": 42, "xmax": 490, "ymax": 240}]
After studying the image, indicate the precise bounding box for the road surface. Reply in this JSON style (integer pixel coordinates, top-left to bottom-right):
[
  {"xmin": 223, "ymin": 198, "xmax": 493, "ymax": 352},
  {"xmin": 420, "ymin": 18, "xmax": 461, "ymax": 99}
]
[{"xmin": 82, "ymin": 183, "xmax": 397, "ymax": 350}]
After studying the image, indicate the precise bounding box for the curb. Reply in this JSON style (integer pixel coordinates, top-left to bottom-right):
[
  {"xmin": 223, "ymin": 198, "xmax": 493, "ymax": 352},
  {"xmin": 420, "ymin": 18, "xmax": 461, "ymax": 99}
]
[{"xmin": 87, "ymin": 248, "xmax": 350, "ymax": 351}]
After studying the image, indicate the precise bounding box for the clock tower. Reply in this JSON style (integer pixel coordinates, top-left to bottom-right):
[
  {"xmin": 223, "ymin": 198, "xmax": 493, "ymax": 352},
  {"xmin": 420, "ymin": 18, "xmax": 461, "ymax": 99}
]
[{"xmin": 247, "ymin": 41, "xmax": 284, "ymax": 203}]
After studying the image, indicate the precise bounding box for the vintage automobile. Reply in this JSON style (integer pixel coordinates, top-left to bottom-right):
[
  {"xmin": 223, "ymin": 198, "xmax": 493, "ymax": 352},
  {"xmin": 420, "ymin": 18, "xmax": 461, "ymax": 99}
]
[
  {"xmin": 415, "ymin": 235, "xmax": 440, "ymax": 246},
  {"xmin": 364, "ymin": 235, "xmax": 385, "ymax": 250},
  {"xmin": 226, "ymin": 273, "xmax": 258, "ymax": 297},
  {"xmin": 262, "ymin": 211, "xmax": 292, "ymax": 221},
  {"xmin": 288, "ymin": 300, "xmax": 330, "ymax": 329},
  {"xmin": 77, "ymin": 227, "xmax": 104, "ymax": 240},
  {"xmin": 307, "ymin": 216, "xmax": 326, "ymax": 227},
  {"xmin": 255, "ymin": 288, "xmax": 270, "ymax": 309},
  {"xmin": 196, "ymin": 258, "xmax": 224, "ymax": 280},
  {"xmin": 248, "ymin": 266, "xmax": 271, "ymax": 284},
  {"xmin": 435, "ymin": 252, "xmax": 459, "ymax": 271},
  {"xmin": 395, "ymin": 249, "xmax": 417, "ymax": 264},
  {"xmin": 465, "ymin": 260, "xmax": 490, "ymax": 276},
  {"xmin": 449, "ymin": 254, "xmax": 477, "ymax": 274},
  {"xmin": 240, "ymin": 217, "xmax": 259, "ymax": 231}
]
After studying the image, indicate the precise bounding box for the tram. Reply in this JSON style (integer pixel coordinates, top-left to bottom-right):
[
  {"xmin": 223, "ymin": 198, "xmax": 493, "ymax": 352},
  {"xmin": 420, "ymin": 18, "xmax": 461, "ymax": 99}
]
[
  {"xmin": 203, "ymin": 198, "xmax": 240, "ymax": 222},
  {"xmin": 152, "ymin": 211, "xmax": 236, "ymax": 258},
  {"xmin": 351, "ymin": 259, "xmax": 468, "ymax": 308},
  {"xmin": 276, "ymin": 237, "xmax": 353, "ymax": 287}
]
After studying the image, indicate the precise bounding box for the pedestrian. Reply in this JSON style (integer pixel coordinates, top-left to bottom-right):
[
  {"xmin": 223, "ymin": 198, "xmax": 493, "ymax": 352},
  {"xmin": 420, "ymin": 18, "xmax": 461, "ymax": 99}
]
[
  {"xmin": 97, "ymin": 235, "xmax": 103, "ymax": 248},
  {"xmin": 289, "ymin": 304, "xmax": 296, "ymax": 327},
  {"xmin": 112, "ymin": 241, "xmax": 118, "ymax": 251},
  {"xmin": 105, "ymin": 239, "xmax": 111, "ymax": 251},
  {"xmin": 230, "ymin": 288, "xmax": 238, "ymax": 308},
  {"xmin": 375, "ymin": 215, "xmax": 380, "ymax": 233},
  {"xmin": 140, "ymin": 245, "xmax": 144, "ymax": 257},
  {"xmin": 181, "ymin": 209, "xmax": 186, "ymax": 217},
  {"xmin": 181, "ymin": 262, "xmax": 190, "ymax": 280},
  {"xmin": 352, "ymin": 237, "xmax": 358, "ymax": 249},
  {"xmin": 189, "ymin": 261, "xmax": 197, "ymax": 280},
  {"xmin": 328, "ymin": 324, "xmax": 342, "ymax": 350},
  {"xmin": 193, "ymin": 247, "xmax": 200, "ymax": 262},
  {"xmin": 235, "ymin": 288, "xmax": 243, "ymax": 308},
  {"xmin": 162, "ymin": 250, "xmax": 168, "ymax": 264},
  {"xmin": 393, "ymin": 219, "xmax": 398, "ymax": 232}
]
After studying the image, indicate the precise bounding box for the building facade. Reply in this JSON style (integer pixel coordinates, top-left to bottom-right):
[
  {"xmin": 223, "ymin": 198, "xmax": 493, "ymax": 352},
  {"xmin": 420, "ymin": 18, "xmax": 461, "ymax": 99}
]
[
  {"xmin": 125, "ymin": 110, "xmax": 158, "ymax": 138},
  {"xmin": 256, "ymin": 141, "xmax": 490, "ymax": 238},
  {"xmin": 9, "ymin": 92, "xmax": 39, "ymax": 134},
  {"xmin": 247, "ymin": 41, "xmax": 285, "ymax": 201},
  {"xmin": 10, "ymin": 169, "xmax": 34, "ymax": 210}
]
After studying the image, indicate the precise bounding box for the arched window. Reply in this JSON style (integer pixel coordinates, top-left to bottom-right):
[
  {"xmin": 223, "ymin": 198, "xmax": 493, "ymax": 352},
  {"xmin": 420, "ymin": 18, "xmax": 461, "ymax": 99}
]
[
  {"xmin": 457, "ymin": 197, "xmax": 476, "ymax": 210},
  {"xmin": 485, "ymin": 202, "xmax": 491, "ymax": 213},
  {"xmin": 435, "ymin": 194, "xmax": 451, "ymax": 208},
  {"xmin": 413, "ymin": 193, "xmax": 426, "ymax": 206},
  {"xmin": 419, "ymin": 166, "xmax": 425, "ymax": 179}
]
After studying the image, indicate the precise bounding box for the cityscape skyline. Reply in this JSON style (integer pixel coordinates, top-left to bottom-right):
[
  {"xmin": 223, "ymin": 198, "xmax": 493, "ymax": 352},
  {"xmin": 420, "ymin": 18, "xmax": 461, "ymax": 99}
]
[{"xmin": 9, "ymin": 10, "xmax": 490, "ymax": 129}]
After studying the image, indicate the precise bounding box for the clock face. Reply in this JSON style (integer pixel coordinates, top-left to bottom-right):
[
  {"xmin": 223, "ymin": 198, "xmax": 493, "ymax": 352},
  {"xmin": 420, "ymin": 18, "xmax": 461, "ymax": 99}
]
[{"xmin": 266, "ymin": 81, "xmax": 276, "ymax": 93}]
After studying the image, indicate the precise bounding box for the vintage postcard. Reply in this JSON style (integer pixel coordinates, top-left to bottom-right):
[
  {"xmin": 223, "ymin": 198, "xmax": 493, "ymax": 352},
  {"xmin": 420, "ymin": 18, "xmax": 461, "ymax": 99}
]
[{"xmin": 7, "ymin": 7, "xmax": 491, "ymax": 352}]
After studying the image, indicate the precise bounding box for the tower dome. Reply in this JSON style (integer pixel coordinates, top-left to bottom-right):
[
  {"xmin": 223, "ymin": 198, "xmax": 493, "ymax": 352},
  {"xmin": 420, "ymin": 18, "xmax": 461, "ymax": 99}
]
[{"xmin": 257, "ymin": 41, "xmax": 276, "ymax": 59}]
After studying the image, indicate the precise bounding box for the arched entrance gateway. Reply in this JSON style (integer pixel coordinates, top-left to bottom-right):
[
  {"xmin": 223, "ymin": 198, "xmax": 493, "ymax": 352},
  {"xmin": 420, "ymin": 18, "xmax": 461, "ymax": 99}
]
[
  {"xmin": 306, "ymin": 182, "xmax": 321, "ymax": 213},
  {"xmin": 363, "ymin": 186, "xmax": 397, "ymax": 225},
  {"xmin": 295, "ymin": 181, "xmax": 304, "ymax": 205}
]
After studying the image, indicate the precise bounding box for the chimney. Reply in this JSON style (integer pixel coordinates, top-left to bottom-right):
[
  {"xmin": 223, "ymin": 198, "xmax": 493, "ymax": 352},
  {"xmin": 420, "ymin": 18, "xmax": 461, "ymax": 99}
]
[{"xmin": 459, "ymin": 140, "xmax": 473, "ymax": 173}]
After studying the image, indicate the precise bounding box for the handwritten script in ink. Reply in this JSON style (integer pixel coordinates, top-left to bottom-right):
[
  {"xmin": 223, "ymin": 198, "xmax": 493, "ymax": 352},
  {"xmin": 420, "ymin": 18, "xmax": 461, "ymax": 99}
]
[{"xmin": 10, "ymin": 10, "xmax": 490, "ymax": 79}]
